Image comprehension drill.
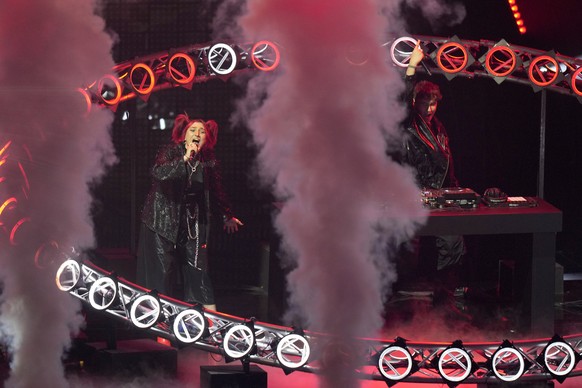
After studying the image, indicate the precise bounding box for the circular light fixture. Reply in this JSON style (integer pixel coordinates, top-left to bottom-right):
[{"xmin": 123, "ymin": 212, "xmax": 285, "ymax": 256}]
[
  {"xmin": 88, "ymin": 277, "xmax": 118, "ymax": 311},
  {"xmin": 389, "ymin": 36, "xmax": 418, "ymax": 68},
  {"xmin": 437, "ymin": 346, "xmax": 473, "ymax": 383},
  {"xmin": 129, "ymin": 294, "xmax": 161, "ymax": 329},
  {"xmin": 528, "ymin": 55, "xmax": 560, "ymax": 87},
  {"xmin": 543, "ymin": 340, "xmax": 577, "ymax": 376},
  {"xmin": 251, "ymin": 41, "xmax": 280, "ymax": 71},
  {"xmin": 436, "ymin": 42, "xmax": 469, "ymax": 74},
  {"xmin": 55, "ymin": 259, "xmax": 81, "ymax": 292},
  {"xmin": 223, "ymin": 324, "xmax": 255, "ymax": 359},
  {"xmin": 172, "ymin": 309, "xmax": 207, "ymax": 344},
  {"xmin": 377, "ymin": 345, "xmax": 414, "ymax": 381},
  {"xmin": 276, "ymin": 333, "xmax": 310, "ymax": 369},
  {"xmin": 491, "ymin": 346, "xmax": 526, "ymax": 382},
  {"xmin": 569, "ymin": 67, "xmax": 582, "ymax": 97},
  {"xmin": 129, "ymin": 63, "xmax": 155, "ymax": 95},
  {"xmin": 167, "ymin": 53, "xmax": 196, "ymax": 84},
  {"xmin": 98, "ymin": 74, "xmax": 122, "ymax": 106},
  {"xmin": 77, "ymin": 88, "xmax": 92, "ymax": 116},
  {"xmin": 485, "ymin": 46, "xmax": 518, "ymax": 77},
  {"xmin": 9, "ymin": 217, "xmax": 30, "ymax": 246},
  {"xmin": 208, "ymin": 43, "xmax": 238, "ymax": 75}
]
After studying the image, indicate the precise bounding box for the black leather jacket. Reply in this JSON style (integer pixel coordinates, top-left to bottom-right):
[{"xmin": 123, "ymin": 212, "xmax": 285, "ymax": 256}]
[
  {"xmin": 402, "ymin": 113, "xmax": 458, "ymax": 189},
  {"xmin": 140, "ymin": 142, "xmax": 234, "ymax": 244},
  {"xmin": 401, "ymin": 76, "xmax": 458, "ymax": 189}
]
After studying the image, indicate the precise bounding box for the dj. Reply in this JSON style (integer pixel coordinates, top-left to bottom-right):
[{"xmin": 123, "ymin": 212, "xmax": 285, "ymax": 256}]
[{"xmin": 399, "ymin": 43, "xmax": 467, "ymax": 298}]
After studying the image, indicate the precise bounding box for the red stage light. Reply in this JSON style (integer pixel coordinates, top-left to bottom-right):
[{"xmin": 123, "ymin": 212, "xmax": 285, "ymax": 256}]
[
  {"xmin": 0, "ymin": 197, "xmax": 17, "ymax": 217},
  {"xmin": 98, "ymin": 74, "xmax": 122, "ymax": 107},
  {"xmin": 0, "ymin": 141, "xmax": 12, "ymax": 158},
  {"xmin": 10, "ymin": 217, "xmax": 30, "ymax": 246},
  {"xmin": 167, "ymin": 52, "xmax": 196, "ymax": 85},
  {"xmin": 129, "ymin": 63, "xmax": 155, "ymax": 96}
]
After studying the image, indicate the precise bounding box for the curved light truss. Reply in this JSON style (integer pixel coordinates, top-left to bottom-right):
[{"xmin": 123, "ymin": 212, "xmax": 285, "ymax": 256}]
[
  {"xmin": 388, "ymin": 35, "xmax": 582, "ymax": 99},
  {"xmin": 78, "ymin": 35, "xmax": 582, "ymax": 115},
  {"xmin": 79, "ymin": 40, "xmax": 281, "ymax": 112},
  {"xmin": 56, "ymin": 253, "xmax": 582, "ymax": 385}
]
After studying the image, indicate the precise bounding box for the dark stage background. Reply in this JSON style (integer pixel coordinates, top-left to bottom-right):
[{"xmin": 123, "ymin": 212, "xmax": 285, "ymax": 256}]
[{"xmin": 90, "ymin": 1, "xmax": 582, "ymax": 297}]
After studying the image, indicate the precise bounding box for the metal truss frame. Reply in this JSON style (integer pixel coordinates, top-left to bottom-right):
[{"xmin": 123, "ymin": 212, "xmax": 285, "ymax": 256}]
[
  {"xmin": 388, "ymin": 35, "xmax": 582, "ymax": 99},
  {"xmin": 78, "ymin": 34, "xmax": 582, "ymax": 115},
  {"xmin": 56, "ymin": 253, "xmax": 582, "ymax": 385},
  {"xmin": 78, "ymin": 40, "xmax": 280, "ymax": 112}
]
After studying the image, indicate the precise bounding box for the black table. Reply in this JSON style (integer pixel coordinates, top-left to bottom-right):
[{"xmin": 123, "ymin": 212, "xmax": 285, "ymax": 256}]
[{"xmin": 418, "ymin": 198, "xmax": 562, "ymax": 335}]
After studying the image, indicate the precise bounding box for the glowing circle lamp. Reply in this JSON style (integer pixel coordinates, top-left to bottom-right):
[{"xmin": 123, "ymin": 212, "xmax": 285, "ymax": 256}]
[
  {"xmin": 88, "ymin": 276, "xmax": 118, "ymax": 311},
  {"xmin": 130, "ymin": 294, "xmax": 161, "ymax": 329},
  {"xmin": 484, "ymin": 45, "xmax": 518, "ymax": 78},
  {"xmin": 389, "ymin": 36, "xmax": 418, "ymax": 68},
  {"xmin": 251, "ymin": 41, "xmax": 280, "ymax": 71},
  {"xmin": 223, "ymin": 324, "xmax": 256, "ymax": 359},
  {"xmin": 435, "ymin": 341, "xmax": 475, "ymax": 384},
  {"xmin": 0, "ymin": 197, "xmax": 17, "ymax": 217},
  {"xmin": 55, "ymin": 259, "xmax": 82, "ymax": 292},
  {"xmin": 539, "ymin": 337, "xmax": 578, "ymax": 379},
  {"xmin": 167, "ymin": 53, "xmax": 196, "ymax": 85},
  {"xmin": 208, "ymin": 43, "xmax": 238, "ymax": 75},
  {"xmin": 436, "ymin": 41, "xmax": 469, "ymax": 74},
  {"xmin": 76, "ymin": 88, "xmax": 92, "ymax": 116},
  {"xmin": 98, "ymin": 74, "xmax": 122, "ymax": 106},
  {"xmin": 172, "ymin": 308, "xmax": 207, "ymax": 344},
  {"xmin": 569, "ymin": 67, "xmax": 582, "ymax": 97},
  {"xmin": 377, "ymin": 344, "xmax": 415, "ymax": 382},
  {"xmin": 490, "ymin": 342, "xmax": 527, "ymax": 382},
  {"xmin": 275, "ymin": 333, "xmax": 310, "ymax": 370},
  {"xmin": 129, "ymin": 63, "xmax": 155, "ymax": 95},
  {"xmin": 9, "ymin": 217, "xmax": 30, "ymax": 246},
  {"xmin": 35, "ymin": 240, "xmax": 61, "ymax": 269},
  {"xmin": 528, "ymin": 55, "xmax": 560, "ymax": 87}
]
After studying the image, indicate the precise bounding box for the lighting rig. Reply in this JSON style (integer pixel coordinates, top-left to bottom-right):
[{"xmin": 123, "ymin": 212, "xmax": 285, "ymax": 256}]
[
  {"xmin": 77, "ymin": 40, "xmax": 281, "ymax": 114},
  {"xmin": 389, "ymin": 35, "xmax": 582, "ymax": 100},
  {"xmin": 76, "ymin": 35, "xmax": 582, "ymax": 117},
  {"xmin": 54, "ymin": 36, "xmax": 582, "ymax": 385},
  {"xmin": 56, "ymin": 253, "xmax": 582, "ymax": 385}
]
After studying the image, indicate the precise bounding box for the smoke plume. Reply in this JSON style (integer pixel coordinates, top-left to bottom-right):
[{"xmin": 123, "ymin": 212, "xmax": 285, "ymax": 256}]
[
  {"xmin": 403, "ymin": 0, "xmax": 466, "ymax": 29},
  {"xmin": 214, "ymin": 0, "xmax": 431, "ymax": 386},
  {"xmin": 0, "ymin": 0, "xmax": 116, "ymax": 386}
]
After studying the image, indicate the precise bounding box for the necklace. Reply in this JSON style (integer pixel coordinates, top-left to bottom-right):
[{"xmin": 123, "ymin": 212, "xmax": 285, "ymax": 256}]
[{"xmin": 187, "ymin": 160, "xmax": 200, "ymax": 181}]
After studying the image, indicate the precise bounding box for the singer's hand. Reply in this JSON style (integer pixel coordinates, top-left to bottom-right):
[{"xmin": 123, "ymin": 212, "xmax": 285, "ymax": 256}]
[
  {"xmin": 184, "ymin": 142, "xmax": 199, "ymax": 160},
  {"xmin": 224, "ymin": 217, "xmax": 243, "ymax": 233}
]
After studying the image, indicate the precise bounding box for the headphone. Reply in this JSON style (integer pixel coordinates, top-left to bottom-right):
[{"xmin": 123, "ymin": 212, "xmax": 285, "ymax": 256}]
[{"xmin": 483, "ymin": 187, "xmax": 508, "ymax": 203}]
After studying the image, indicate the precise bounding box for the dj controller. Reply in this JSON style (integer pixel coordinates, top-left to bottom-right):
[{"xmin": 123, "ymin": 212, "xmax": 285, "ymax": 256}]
[{"xmin": 421, "ymin": 187, "xmax": 538, "ymax": 209}]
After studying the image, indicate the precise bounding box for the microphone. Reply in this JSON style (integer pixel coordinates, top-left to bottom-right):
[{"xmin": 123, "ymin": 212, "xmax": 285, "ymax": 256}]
[
  {"xmin": 420, "ymin": 60, "xmax": 432, "ymax": 76},
  {"xmin": 186, "ymin": 141, "xmax": 199, "ymax": 160}
]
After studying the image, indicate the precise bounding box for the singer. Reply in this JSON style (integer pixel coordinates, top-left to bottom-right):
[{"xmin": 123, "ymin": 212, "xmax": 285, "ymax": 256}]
[{"xmin": 136, "ymin": 114, "xmax": 243, "ymax": 311}]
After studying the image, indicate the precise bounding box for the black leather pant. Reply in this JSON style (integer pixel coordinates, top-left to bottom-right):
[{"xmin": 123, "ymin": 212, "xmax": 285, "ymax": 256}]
[{"xmin": 136, "ymin": 223, "xmax": 215, "ymax": 304}]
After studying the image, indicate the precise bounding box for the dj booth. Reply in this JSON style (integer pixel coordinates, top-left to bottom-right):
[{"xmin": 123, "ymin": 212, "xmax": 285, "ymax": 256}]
[
  {"xmin": 418, "ymin": 195, "xmax": 562, "ymax": 335},
  {"xmin": 267, "ymin": 193, "xmax": 562, "ymax": 335}
]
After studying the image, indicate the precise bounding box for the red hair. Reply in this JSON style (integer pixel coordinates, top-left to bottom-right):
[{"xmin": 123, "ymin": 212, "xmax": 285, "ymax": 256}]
[
  {"xmin": 204, "ymin": 120, "xmax": 218, "ymax": 150},
  {"xmin": 413, "ymin": 80, "xmax": 442, "ymax": 102},
  {"xmin": 171, "ymin": 114, "xmax": 219, "ymax": 150}
]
